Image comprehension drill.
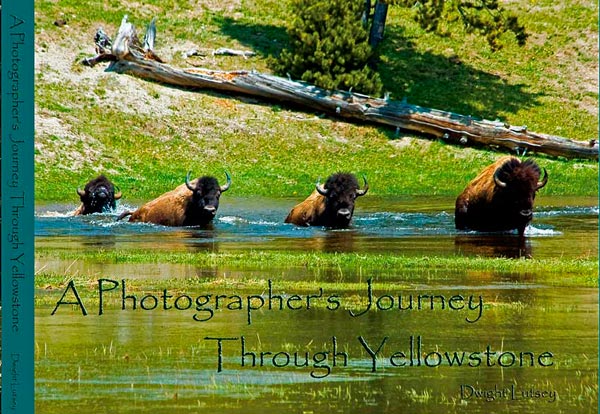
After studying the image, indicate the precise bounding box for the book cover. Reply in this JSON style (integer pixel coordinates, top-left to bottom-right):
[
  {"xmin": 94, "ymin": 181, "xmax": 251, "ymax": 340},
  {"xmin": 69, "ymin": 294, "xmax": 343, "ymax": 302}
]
[
  {"xmin": 2, "ymin": 1, "xmax": 35, "ymax": 413},
  {"xmin": 3, "ymin": 1, "xmax": 598, "ymax": 413}
]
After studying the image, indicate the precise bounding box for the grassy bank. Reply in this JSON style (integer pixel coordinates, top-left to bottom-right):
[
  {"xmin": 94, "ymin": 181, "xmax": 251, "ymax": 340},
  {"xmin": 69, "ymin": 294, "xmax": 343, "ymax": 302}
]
[
  {"xmin": 35, "ymin": 249, "xmax": 598, "ymax": 288},
  {"xmin": 34, "ymin": 0, "xmax": 598, "ymax": 202}
]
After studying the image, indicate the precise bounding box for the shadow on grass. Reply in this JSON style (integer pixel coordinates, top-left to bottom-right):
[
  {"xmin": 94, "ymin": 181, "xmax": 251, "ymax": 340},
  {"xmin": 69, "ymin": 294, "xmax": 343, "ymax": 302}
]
[
  {"xmin": 214, "ymin": 16, "xmax": 288, "ymax": 59},
  {"xmin": 214, "ymin": 16, "xmax": 542, "ymax": 123},
  {"xmin": 377, "ymin": 25, "xmax": 542, "ymax": 120}
]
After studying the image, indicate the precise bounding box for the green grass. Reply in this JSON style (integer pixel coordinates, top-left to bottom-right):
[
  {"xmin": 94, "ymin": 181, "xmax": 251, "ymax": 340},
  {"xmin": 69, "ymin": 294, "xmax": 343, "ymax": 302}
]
[
  {"xmin": 34, "ymin": 0, "xmax": 598, "ymax": 202},
  {"xmin": 35, "ymin": 249, "xmax": 598, "ymax": 288}
]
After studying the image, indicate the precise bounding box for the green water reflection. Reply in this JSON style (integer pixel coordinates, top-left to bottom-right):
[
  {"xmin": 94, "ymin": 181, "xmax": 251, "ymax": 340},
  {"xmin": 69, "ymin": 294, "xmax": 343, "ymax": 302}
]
[{"xmin": 35, "ymin": 275, "xmax": 597, "ymax": 413}]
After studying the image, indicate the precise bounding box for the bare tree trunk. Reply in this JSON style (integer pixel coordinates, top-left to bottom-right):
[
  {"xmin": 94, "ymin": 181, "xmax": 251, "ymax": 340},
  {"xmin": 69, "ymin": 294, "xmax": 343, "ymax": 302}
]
[
  {"xmin": 368, "ymin": 0, "xmax": 389, "ymax": 48},
  {"xmin": 83, "ymin": 16, "xmax": 599, "ymax": 160}
]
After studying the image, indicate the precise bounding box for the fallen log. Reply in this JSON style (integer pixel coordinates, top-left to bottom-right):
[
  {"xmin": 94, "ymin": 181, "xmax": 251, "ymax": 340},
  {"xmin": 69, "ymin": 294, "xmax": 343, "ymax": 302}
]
[{"xmin": 83, "ymin": 15, "xmax": 599, "ymax": 160}]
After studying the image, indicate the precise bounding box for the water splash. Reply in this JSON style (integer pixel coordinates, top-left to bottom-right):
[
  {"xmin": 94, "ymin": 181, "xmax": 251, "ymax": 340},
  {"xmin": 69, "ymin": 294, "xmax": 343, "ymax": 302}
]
[
  {"xmin": 34, "ymin": 198, "xmax": 597, "ymax": 259},
  {"xmin": 525, "ymin": 225, "xmax": 562, "ymax": 236}
]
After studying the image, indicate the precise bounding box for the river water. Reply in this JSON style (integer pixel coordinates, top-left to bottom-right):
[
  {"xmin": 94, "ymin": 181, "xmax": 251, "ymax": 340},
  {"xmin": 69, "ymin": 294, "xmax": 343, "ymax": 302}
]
[
  {"xmin": 34, "ymin": 196, "xmax": 598, "ymax": 413},
  {"xmin": 36, "ymin": 196, "xmax": 597, "ymax": 256}
]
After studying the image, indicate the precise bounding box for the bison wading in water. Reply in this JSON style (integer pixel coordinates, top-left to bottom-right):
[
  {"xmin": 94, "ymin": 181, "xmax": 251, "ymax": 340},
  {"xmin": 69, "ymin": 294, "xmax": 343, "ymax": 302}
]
[
  {"xmin": 455, "ymin": 156, "xmax": 548, "ymax": 236},
  {"xmin": 74, "ymin": 175, "xmax": 122, "ymax": 215},
  {"xmin": 118, "ymin": 171, "xmax": 231, "ymax": 227},
  {"xmin": 285, "ymin": 173, "xmax": 368, "ymax": 228}
]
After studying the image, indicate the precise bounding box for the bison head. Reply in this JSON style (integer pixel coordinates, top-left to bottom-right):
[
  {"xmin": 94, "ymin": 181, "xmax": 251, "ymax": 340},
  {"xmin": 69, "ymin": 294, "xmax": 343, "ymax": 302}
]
[
  {"xmin": 315, "ymin": 172, "xmax": 368, "ymax": 228},
  {"xmin": 77, "ymin": 174, "xmax": 121, "ymax": 214},
  {"xmin": 185, "ymin": 171, "xmax": 231, "ymax": 222},
  {"xmin": 493, "ymin": 158, "xmax": 548, "ymax": 227}
]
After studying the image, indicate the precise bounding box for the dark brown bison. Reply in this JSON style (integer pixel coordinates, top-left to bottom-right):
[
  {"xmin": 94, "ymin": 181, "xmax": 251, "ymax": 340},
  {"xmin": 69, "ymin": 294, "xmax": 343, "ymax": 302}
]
[
  {"xmin": 455, "ymin": 156, "xmax": 548, "ymax": 236},
  {"xmin": 73, "ymin": 175, "xmax": 122, "ymax": 215},
  {"xmin": 285, "ymin": 173, "xmax": 368, "ymax": 228},
  {"xmin": 118, "ymin": 171, "xmax": 231, "ymax": 227}
]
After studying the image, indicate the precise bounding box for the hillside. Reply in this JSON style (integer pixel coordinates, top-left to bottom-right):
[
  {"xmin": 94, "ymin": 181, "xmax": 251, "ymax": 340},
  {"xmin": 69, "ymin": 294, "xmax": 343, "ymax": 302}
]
[{"xmin": 34, "ymin": 0, "xmax": 598, "ymax": 200}]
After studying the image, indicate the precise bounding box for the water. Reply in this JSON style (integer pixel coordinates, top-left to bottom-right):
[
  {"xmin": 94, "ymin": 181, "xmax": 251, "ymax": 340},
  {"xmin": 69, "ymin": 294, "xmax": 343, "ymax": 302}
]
[
  {"xmin": 36, "ymin": 196, "xmax": 598, "ymax": 258},
  {"xmin": 34, "ymin": 196, "xmax": 598, "ymax": 413}
]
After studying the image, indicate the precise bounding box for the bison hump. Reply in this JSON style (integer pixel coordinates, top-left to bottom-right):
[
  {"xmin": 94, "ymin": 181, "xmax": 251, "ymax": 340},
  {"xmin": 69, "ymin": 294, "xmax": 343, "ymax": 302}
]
[{"xmin": 285, "ymin": 191, "xmax": 326, "ymax": 226}]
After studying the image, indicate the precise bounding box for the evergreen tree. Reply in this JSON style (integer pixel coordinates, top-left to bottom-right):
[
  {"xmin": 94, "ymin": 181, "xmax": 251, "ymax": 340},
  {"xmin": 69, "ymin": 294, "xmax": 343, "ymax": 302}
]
[
  {"xmin": 277, "ymin": 0, "xmax": 527, "ymax": 96},
  {"xmin": 277, "ymin": 0, "xmax": 383, "ymax": 96},
  {"xmin": 370, "ymin": 0, "xmax": 527, "ymax": 50}
]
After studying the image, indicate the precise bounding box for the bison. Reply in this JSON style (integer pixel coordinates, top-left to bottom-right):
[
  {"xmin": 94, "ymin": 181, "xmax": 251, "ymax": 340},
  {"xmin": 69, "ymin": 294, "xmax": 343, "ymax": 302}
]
[
  {"xmin": 118, "ymin": 171, "xmax": 231, "ymax": 227},
  {"xmin": 455, "ymin": 156, "xmax": 548, "ymax": 236},
  {"xmin": 285, "ymin": 172, "xmax": 368, "ymax": 228},
  {"xmin": 73, "ymin": 174, "xmax": 122, "ymax": 215}
]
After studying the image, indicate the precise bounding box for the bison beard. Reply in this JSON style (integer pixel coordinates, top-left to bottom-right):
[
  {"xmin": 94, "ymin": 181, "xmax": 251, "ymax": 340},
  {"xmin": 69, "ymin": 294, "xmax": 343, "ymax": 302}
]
[
  {"xmin": 455, "ymin": 156, "xmax": 548, "ymax": 236},
  {"xmin": 118, "ymin": 171, "xmax": 230, "ymax": 227},
  {"xmin": 285, "ymin": 173, "xmax": 368, "ymax": 228},
  {"xmin": 73, "ymin": 174, "xmax": 122, "ymax": 215}
]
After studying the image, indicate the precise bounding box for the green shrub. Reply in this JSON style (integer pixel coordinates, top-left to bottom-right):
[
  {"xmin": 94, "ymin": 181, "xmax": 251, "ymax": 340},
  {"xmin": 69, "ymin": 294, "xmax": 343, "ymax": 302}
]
[{"xmin": 276, "ymin": 0, "xmax": 383, "ymax": 96}]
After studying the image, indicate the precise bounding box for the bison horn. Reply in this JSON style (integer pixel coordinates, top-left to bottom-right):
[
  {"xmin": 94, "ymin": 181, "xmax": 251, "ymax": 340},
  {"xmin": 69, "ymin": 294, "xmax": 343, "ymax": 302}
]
[
  {"xmin": 315, "ymin": 178, "xmax": 329, "ymax": 196},
  {"xmin": 356, "ymin": 174, "xmax": 369, "ymax": 197},
  {"xmin": 185, "ymin": 171, "xmax": 195, "ymax": 191},
  {"xmin": 536, "ymin": 168, "xmax": 548, "ymax": 190},
  {"xmin": 114, "ymin": 186, "xmax": 122, "ymax": 200},
  {"xmin": 220, "ymin": 171, "xmax": 231, "ymax": 192},
  {"xmin": 77, "ymin": 187, "xmax": 86, "ymax": 197},
  {"xmin": 493, "ymin": 170, "xmax": 507, "ymax": 188}
]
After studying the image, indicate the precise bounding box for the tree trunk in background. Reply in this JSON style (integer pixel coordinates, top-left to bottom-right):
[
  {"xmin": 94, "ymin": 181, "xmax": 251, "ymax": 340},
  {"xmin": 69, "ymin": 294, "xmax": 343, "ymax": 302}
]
[
  {"xmin": 82, "ymin": 16, "xmax": 599, "ymax": 161},
  {"xmin": 368, "ymin": 1, "xmax": 389, "ymax": 48}
]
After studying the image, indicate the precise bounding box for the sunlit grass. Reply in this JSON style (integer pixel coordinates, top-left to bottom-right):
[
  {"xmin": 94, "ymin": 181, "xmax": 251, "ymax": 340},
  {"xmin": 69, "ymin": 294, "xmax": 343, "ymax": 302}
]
[
  {"xmin": 34, "ymin": 0, "xmax": 598, "ymax": 202},
  {"xmin": 35, "ymin": 249, "xmax": 598, "ymax": 288}
]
